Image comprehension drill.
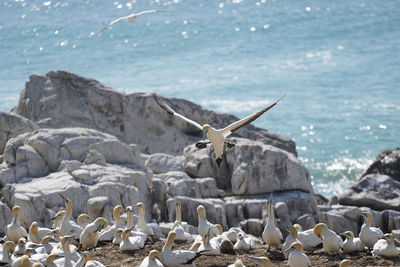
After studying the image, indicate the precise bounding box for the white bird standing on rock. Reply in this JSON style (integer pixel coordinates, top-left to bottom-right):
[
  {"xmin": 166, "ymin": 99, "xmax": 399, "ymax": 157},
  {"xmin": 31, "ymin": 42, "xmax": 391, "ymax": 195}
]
[
  {"xmin": 340, "ymin": 231, "xmax": 365, "ymax": 253},
  {"xmin": 197, "ymin": 205, "xmax": 219, "ymax": 239},
  {"xmin": 372, "ymin": 233, "xmax": 399, "ymax": 258},
  {"xmin": 162, "ymin": 231, "xmax": 206, "ymax": 267},
  {"xmin": 284, "ymin": 242, "xmax": 311, "ymax": 267},
  {"xmin": 80, "ymin": 217, "xmax": 108, "ymax": 250},
  {"xmin": 96, "ymin": 10, "xmax": 167, "ymax": 34},
  {"xmin": 293, "ymin": 224, "xmax": 322, "ymax": 250},
  {"xmin": 313, "ymin": 223, "xmax": 343, "ymax": 253},
  {"xmin": 140, "ymin": 250, "xmax": 164, "ymax": 267},
  {"xmin": 262, "ymin": 195, "xmax": 283, "ymax": 251},
  {"xmin": 153, "ymin": 93, "xmax": 286, "ymax": 167},
  {"xmin": 5, "ymin": 205, "xmax": 28, "ymax": 243},
  {"xmin": 359, "ymin": 211, "xmax": 383, "ymax": 248}
]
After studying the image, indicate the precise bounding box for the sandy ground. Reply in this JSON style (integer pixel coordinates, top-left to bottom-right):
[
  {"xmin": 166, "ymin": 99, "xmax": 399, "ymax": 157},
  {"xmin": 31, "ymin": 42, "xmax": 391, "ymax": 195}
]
[{"xmin": 88, "ymin": 240, "xmax": 400, "ymax": 267}]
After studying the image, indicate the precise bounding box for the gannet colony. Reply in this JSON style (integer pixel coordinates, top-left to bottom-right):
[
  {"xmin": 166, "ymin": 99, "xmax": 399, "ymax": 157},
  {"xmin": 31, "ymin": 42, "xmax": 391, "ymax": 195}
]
[{"xmin": 1, "ymin": 7, "xmax": 400, "ymax": 267}]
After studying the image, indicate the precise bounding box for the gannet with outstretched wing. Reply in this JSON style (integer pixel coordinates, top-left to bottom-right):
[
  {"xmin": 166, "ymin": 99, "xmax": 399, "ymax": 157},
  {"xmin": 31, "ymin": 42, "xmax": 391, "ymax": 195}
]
[
  {"xmin": 154, "ymin": 93, "xmax": 286, "ymax": 167},
  {"xmin": 97, "ymin": 10, "xmax": 167, "ymax": 34}
]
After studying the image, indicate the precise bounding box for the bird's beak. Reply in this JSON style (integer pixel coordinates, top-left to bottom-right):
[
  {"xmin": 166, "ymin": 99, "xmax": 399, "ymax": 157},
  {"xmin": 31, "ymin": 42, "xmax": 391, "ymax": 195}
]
[
  {"xmin": 283, "ymin": 247, "xmax": 294, "ymax": 254},
  {"xmin": 59, "ymin": 193, "xmax": 70, "ymax": 204}
]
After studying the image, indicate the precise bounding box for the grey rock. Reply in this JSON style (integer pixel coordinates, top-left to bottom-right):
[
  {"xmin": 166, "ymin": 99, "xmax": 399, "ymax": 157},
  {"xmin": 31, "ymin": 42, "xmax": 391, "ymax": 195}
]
[
  {"xmin": 274, "ymin": 202, "xmax": 292, "ymax": 225},
  {"xmin": 240, "ymin": 218, "xmax": 264, "ymax": 237},
  {"xmin": 328, "ymin": 196, "xmax": 339, "ymax": 206},
  {"xmin": 382, "ymin": 209, "xmax": 400, "ymax": 232},
  {"xmin": 87, "ymin": 196, "xmax": 110, "ymax": 220},
  {"xmin": 0, "ymin": 111, "xmax": 39, "ymax": 155},
  {"xmin": 183, "ymin": 138, "xmax": 312, "ymax": 195},
  {"xmin": 145, "ymin": 153, "xmax": 183, "ymax": 174},
  {"xmin": 0, "ymin": 201, "xmax": 12, "ymax": 234},
  {"xmin": 339, "ymin": 174, "xmax": 400, "ymax": 211},
  {"xmin": 361, "ymin": 148, "xmax": 400, "ymax": 181},
  {"xmin": 12, "ymin": 71, "xmax": 296, "ymax": 156},
  {"xmin": 295, "ymin": 214, "xmax": 316, "ymax": 231}
]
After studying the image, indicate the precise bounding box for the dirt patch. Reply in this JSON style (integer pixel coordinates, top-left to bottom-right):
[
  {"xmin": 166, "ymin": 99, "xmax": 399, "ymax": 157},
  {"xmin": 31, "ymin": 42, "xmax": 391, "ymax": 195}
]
[{"xmin": 88, "ymin": 240, "xmax": 400, "ymax": 267}]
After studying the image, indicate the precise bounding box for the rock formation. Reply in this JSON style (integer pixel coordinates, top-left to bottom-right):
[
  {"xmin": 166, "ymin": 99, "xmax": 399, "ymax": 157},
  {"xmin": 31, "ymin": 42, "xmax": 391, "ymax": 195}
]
[{"xmin": 0, "ymin": 70, "xmax": 314, "ymax": 236}]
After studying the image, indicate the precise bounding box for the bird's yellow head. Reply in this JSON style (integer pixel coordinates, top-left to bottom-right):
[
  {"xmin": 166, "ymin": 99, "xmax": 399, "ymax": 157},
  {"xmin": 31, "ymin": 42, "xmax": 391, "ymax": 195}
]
[
  {"xmin": 215, "ymin": 224, "xmax": 223, "ymax": 235},
  {"xmin": 77, "ymin": 214, "xmax": 92, "ymax": 225},
  {"xmin": 249, "ymin": 256, "xmax": 271, "ymax": 267},
  {"xmin": 290, "ymin": 241, "xmax": 304, "ymax": 252},
  {"xmin": 19, "ymin": 255, "xmax": 30, "ymax": 267},
  {"xmin": 95, "ymin": 217, "xmax": 109, "ymax": 231},
  {"xmin": 115, "ymin": 228, "xmax": 123, "ymax": 237},
  {"xmin": 113, "ymin": 205, "xmax": 123, "ymax": 217},
  {"xmin": 29, "ymin": 221, "xmax": 39, "ymax": 235},
  {"xmin": 17, "ymin": 237, "xmax": 26, "ymax": 247},
  {"xmin": 293, "ymin": 224, "xmax": 303, "ymax": 232},
  {"xmin": 12, "ymin": 205, "xmax": 21, "ymax": 217},
  {"xmin": 313, "ymin": 223, "xmax": 327, "ymax": 238},
  {"xmin": 361, "ymin": 211, "xmax": 373, "ymax": 226},
  {"xmin": 383, "ymin": 233, "xmax": 394, "ymax": 243},
  {"xmin": 166, "ymin": 231, "xmax": 177, "ymax": 249},
  {"xmin": 197, "ymin": 205, "xmax": 206, "ymax": 219},
  {"xmin": 149, "ymin": 250, "xmax": 161, "ymax": 260},
  {"xmin": 135, "ymin": 202, "xmax": 145, "ymax": 215},
  {"xmin": 4, "ymin": 241, "xmax": 15, "ymax": 253}
]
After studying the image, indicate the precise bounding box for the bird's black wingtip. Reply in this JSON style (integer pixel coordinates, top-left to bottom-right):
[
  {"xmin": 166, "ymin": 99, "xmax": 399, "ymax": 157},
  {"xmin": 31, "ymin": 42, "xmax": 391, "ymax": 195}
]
[{"xmin": 216, "ymin": 158, "xmax": 223, "ymax": 167}]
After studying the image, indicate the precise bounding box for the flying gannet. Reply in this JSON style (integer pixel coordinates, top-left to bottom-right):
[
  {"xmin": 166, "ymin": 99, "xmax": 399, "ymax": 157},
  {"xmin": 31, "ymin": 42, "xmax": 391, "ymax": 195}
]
[
  {"xmin": 313, "ymin": 223, "xmax": 343, "ymax": 253},
  {"xmin": 154, "ymin": 93, "xmax": 286, "ymax": 167},
  {"xmin": 96, "ymin": 10, "xmax": 167, "ymax": 34},
  {"xmin": 372, "ymin": 233, "xmax": 399, "ymax": 258},
  {"xmin": 262, "ymin": 195, "xmax": 283, "ymax": 251},
  {"xmin": 359, "ymin": 211, "xmax": 383, "ymax": 248}
]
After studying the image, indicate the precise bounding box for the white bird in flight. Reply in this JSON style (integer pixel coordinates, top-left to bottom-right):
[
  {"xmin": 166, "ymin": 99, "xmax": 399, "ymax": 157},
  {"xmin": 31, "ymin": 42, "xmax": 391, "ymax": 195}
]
[
  {"xmin": 153, "ymin": 93, "xmax": 286, "ymax": 167},
  {"xmin": 96, "ymin": 10, "xmax": 167, "ymax": 35}
]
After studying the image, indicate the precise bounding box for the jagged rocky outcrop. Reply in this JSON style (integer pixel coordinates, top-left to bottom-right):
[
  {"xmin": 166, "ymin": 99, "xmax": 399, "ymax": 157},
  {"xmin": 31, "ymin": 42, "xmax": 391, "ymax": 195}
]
[
  {"xmin": 0, "ymin": 111, "xmax": 38, "ymax": 156},
  {"xmin": 12, "ymin": 71, "xmax": 296, "ymax": 156},
  {"xmin": 361, "ymin": 148, "xmax": 400, "ymax": 182},
  {"xmin": 0, "ymin": 70, "xmax": 316, "ymax": 236}
]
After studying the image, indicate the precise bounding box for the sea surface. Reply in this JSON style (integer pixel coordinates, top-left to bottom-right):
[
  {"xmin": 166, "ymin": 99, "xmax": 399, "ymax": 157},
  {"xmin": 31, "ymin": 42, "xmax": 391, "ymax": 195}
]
[{"xmin": 0, "ymin": 0, "xmax": 399, "ymax": 197}]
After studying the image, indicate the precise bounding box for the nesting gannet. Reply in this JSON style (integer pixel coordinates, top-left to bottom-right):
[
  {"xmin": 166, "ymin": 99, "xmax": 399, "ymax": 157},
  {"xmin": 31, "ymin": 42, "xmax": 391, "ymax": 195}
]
[
  {"xmin": 120, "ymin": 228, "xmax": 145, "ymax": 251},
  {"xmin": 233, "ymin": 233, "xmax": 254, "ymax": 251},
  {"xmin": 154, "ymin": 93, "xmax": 285, "ymax": 167},
  {"xmin": 162, "ymin": 231, "xmax": 206, "ymax": 267},
  {"xmin": 13, "ymin": 237, "xmax": 26, "ymax": 256},
  {"xmin": 39, "ymin": 235, "xmax": 58, "ymax": 254},
  {"xmin": 339, "ymin": 259, "xmax": 361, "ymax": 267},
  {"xmin": 11, "ymin": 254, "xmax": 31, "ymax": 267},
  {"xmin": 284, "ymin": 242, "xmax": 311, "ymax": 267},
  {"xmin": 112, "ymin": 228, "xmax": 123, "ymax": 246},
  {"xmin": 51, "ymin": 210, "xmax": 65, "ymax": 229},
  {"xmin": 96, "ymin": 10, "xmax": 167, "ymax": 34},
  {"xmin": 227, "ymin": 258, "xmax": 246, "ymax": 267},
  {"xmin": 6, "ymin": 205, "xmax": 28, "ymax": 243},
  {"xmin": 173, "ymin": 221, "xmax": 194, "ymax": 242},
  {"xmin": 209, "ymin": 224, "xmax": 226, "ymax": 250},
  {"xmin": 283, "ymin": 225, "xmax": 302, "ymax": 259},
  {"xmin": 99, "ymin": 205, "xmax": 124, "ymax": 241},
  {"xmin": 197, "ymin": 205, "xmax": 219, "ymax": 239},
  {"xmin": 28, "ymin": 222, "xmax": 52, "ymax": 244},
  {"xmin": 359, "ymin": 211, "xmax": 383, "ymax": 248},
  {"xmin": 59, "ymin": 194, "xmax": 83, "ymax": 238},
  {"xmin": 262, "ymin": 196, "xmax": 283, "ymax": 251},
  {"xmin": 140, "ymin": 250, "xmax": 164, "ymax": 267},
  {"xmin": 0, "ymin": 241, "xmax": 16, "ymax": 265},
  {"xmin": 372, "ymin": 233, "xmax": 399, "ymax": 258},
  {"xmin": 189, "ymin": 238, "xmax": 202, "ymax": 252},
  {"xmin": 198, "ymin": 228, "xmax": 221, "ymax": 255},
  {"xmin": 77, "ymin": 214, "xmax": 94, "ymax": 229},
  {"xmin": 135, "ymin": 202, "xmax": 154, "ymax": 236},
  {"xmin": 313, "ymin": 223, "xmax": 343, "ymax": 253},
  {"xmin": 50, "ymin": 236, "xmax": 79, "ymax": 263},
  {"xmin": 53, "ymin": 235, "xmax": 76, "ymax": 267},
  {"xmin": 249, "ymin": 256, "xmax": 271, "ymax": 267},
  {"xmin": 223, "ymin": 227, "xmax": 248, "ymax": 243},
  {"xmin": 293, "ymin": 224, "xmax": 321, "ymax": 250},
  {"xmin": 340, "ymin": 231, "xmax": 365, "ymax": 253},
  {"xmin": 75, "ymin": 252, "xmax": 106, "ymax": 267},
  {"xmin": 80, "ymin": 217, "xmax": 108, "ymax": 250}
]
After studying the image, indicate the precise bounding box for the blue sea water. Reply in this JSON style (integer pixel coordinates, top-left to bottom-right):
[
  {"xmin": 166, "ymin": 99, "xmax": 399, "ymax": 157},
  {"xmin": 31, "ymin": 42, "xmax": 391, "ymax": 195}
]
[{"xmin": 0, "ymin": 0, "xmax": 399, "ymax": 197}]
